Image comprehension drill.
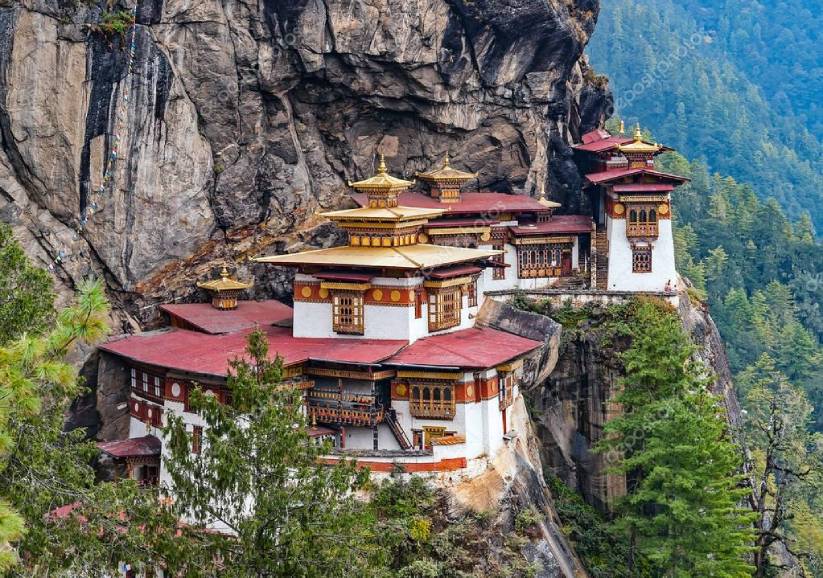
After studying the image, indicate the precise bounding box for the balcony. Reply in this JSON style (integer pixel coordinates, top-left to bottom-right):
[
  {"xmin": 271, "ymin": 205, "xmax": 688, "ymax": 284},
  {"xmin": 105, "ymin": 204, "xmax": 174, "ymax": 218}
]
[
  {"xmin": 499, "ymin": 388, "xmax": 514, "ymax": 411},
  {"xmin": 307, "ymin": 389, "xmax": 384, "ymax": 426},
  {"xmin": 626, "ymin": 222, "xmax": 658, "ymax": 238},
  {"xmin": 409, "ymin": 399, "xmax": 456, "ymax": 420}
]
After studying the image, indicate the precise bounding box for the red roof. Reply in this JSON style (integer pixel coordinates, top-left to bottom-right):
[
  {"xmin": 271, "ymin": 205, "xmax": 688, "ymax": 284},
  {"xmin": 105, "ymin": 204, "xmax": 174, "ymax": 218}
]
[
  {"xmin": 386, "ymin": 327, "xmax": 541, "ymax": 369},
  {"xmin": 429, "ymin": 264, "xmax": 483, "ymax": 279},
  {"xmin": 97, "ymin": 435, "xmax": 161, "ymax": 458},
  {"xmin": 581, "ymin": 129, "xmax": 612, "ymax": 144},
  {"xmin": 573, "ymin": 135, "xmax": 633, "ymax": 153},
  {"xmin": 585, "ymin": 168, "xmax": 688, "ymax": 185},
  {"xmin": 161, "ymin": 300, "xmax": 293, "ymax": 335},
  {"xmin": 510, "ymin": 215, "xmax": 593, "ymax": 236},
  {"xmin": 100, "ymin": 326, "xmax": 407, "ymax": 377},
  {"xmin": 353, "ymin": 191, "xmax": 551, "ymax": 216}
]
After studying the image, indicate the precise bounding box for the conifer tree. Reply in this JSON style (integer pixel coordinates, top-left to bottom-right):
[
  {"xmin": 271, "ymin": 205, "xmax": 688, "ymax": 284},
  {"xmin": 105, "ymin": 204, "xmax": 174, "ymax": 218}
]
[{"xmin": 162, "ymin": 330, "xmax": 378, "ymax": 577}]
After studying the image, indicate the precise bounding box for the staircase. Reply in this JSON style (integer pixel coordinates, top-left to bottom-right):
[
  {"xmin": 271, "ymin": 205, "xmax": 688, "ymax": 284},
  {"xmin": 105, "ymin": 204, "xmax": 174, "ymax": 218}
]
[
  {"xmin": 553, "ymin": 275, "xmax": 588, "ymax": 290},
  {"xmin": 385, "ymin": 409, "xmax": 413, "ymax": 450},
  {"xmin": 594, "ymin": 228, "xmax": 609, "ymax": 290}
]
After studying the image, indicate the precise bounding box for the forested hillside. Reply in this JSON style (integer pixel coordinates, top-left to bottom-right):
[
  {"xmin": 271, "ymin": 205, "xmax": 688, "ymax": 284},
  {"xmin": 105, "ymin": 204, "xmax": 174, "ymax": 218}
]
[{"xmin": 588, "ymin": 0, "xmax": 823, "ymax": 229}]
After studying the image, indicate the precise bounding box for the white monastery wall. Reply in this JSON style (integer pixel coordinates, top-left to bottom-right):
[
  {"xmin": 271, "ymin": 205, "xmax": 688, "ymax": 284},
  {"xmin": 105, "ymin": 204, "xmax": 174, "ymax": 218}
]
[{"xmin": 607, "ymin": 216, "xmax": 677, "ymax": 292}]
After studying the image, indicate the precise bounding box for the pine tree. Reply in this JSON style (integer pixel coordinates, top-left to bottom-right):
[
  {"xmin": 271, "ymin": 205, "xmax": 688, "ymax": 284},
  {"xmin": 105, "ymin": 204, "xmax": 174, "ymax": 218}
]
[
  {"xmin": 162, "ymin": 330, "xmax": 379, "ymax": 577},
  {"xmin": 599, "ymin": 299, "xmax": 756, "ymax": 576}
]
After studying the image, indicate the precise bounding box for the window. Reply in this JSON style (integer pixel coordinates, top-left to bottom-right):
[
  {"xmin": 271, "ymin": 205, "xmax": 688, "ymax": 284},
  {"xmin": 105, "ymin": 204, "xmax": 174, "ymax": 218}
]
[
  {"xmin": 492, "ymin": 242, "xmax": 506, "ymax": 280},
  {"xmin": 409, "ymin": 382, "xmax": 456, "ymax": 419},
  {"xmin": 467, "ymin": 278, "xmax": 478, "ymax": 307},
  {"xmin": 632, "ymin": 246, "xmax": 652, "ymax": 273},
  {"xmin": 627, "ymin": 205, "xmax": 659, "ymax": 237},
  {"xmin": 332, "ymin": 291, "xmax": 364, "ymax": 334},
  {"xmin": 130, "ymin": 368, "xmax": 136, "ymax": 389},
  {"xmin": 192, "ymin": 426, "xmax": 203, "ymax": 454},
  {"xmin": 428, "ymin": 286, "xmax": 462, "ymax": 331},
  {"xmin": 131, "ymin": 368, "xmax": 163, "ymax": 402},
  {"xmin": 414, "ymin": 288, "xmax": 425, "ymax": 319},
  {"xmin": 517, "ymin": 244, "xmax": 567, "ymax": 278}
]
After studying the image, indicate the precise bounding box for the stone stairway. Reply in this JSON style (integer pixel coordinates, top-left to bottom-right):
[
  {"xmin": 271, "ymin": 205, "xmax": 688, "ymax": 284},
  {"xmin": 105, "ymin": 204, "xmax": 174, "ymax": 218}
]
[{"xmin": 595, "ymin": 229, "xmax": 609, "ymax": 290}]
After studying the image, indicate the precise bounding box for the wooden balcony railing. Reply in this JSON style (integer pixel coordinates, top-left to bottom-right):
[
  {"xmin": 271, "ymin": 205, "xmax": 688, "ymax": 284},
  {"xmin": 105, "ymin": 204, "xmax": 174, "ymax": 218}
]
[
  {"xmin": 309, "ymin": 405, "xmax": 384, "ymax": 427},
  {"xmin": 626, "ymin": 223, "xmax": 658, "ymax": 238},
  {"xmin": 409, "ymin": 399, "xmax": 456, "ymax": 419}
]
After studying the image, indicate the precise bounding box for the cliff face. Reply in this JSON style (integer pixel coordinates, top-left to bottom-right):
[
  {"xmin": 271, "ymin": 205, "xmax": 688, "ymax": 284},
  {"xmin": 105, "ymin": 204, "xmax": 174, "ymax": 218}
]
[{"xmin": 0, "ymin": 0, "xmax": 608, "ymax": 327}]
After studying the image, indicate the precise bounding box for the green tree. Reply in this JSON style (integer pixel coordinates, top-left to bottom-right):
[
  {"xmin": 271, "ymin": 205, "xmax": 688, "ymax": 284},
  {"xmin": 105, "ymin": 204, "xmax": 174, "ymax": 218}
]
[
  {"xmin": 599, "ymin": 299, "xmax": 756, "ymax": 577},
  {"xmin": 738, "ymin": 355, "xmax": 823, "ymax": 577},
  {"xmin": 162, "ymin": 330, "xmax": 377, "ymax": 577},
  {"xmin": 0, "ymin": 223, "xmax": 54, "ymax": 345}
]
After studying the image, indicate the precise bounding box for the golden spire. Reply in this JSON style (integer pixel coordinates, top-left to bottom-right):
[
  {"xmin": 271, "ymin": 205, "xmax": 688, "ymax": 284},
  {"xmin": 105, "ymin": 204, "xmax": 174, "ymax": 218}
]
[
  {"xmin": 197, "ymin": 266, "xmax": 253, "ymax": 310},
  {"xmin": 633, "ymin": 123, "xmax": 642, "ymax": 141},
  {"xmin": 618, "ymin": 123, "xmax": 662, "ymax": 156},
  {"xmin": 416, "ymin": 154, "xmax": 476, "ymax": 203},
  {"xmin": 348, "ymin": 152, "xmax": 414, "ymax": 208},
  {"xmin": 619, "ymin": 119, "xmax": 625, "ymax": 135}
]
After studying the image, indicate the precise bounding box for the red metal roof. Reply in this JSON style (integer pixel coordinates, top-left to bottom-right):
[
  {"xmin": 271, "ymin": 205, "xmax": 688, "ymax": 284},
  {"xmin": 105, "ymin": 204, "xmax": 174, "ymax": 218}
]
[
  {"xmin": 100, "ymin": 326, "xmax": 407, "ymax": 377},
  {"xmin": 573, "ymin": 135, "xmax": 633, "ymax": 153},
  {"xmin": 585, "ymin": 168, "xmax": 688, "ymax": 185},
  {"xmin": 314, "ymin": 272, "xmax": 374, "ymax": 283},
  {"xmin": 353, "ymin": 191, "xmax": 552, "ymax": 216},
  {"xmin": 386, "ymin": 327, "xmax": 541, "ymax": 369},
  {"xmin": 97, "ymin": 435, "xmax": 161, "ymax": 458},
  {"xmin": 161, "ymin": 300, "xmax": 293, "ymax": 335},
  {"xmin": 612, "ymin": 183, "xmax": 675, "ymax": 193},
  {"xmin": 429, "ymin": 264, "xmax": 483, "ymax": 279},
  {"xmin": 581, "ymin": 129, "xmax": 612, "ymax": 144},
  {"xmin": 510, "ymin": 215, "xmax": 593, "ymax": 236}
]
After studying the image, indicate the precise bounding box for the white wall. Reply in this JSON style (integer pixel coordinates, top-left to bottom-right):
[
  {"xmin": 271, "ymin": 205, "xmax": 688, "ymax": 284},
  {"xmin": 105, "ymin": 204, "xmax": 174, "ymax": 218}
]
[{"xmin": 607, "ymin": 217, "xmax": 677, "ymax": 292}]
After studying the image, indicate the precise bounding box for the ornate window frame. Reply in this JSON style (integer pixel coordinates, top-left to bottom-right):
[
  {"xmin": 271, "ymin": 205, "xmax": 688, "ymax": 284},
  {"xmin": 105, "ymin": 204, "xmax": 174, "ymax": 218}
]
[{"xmin": 331, "ymin": 290, "xmax": 365, "ymax": 335}]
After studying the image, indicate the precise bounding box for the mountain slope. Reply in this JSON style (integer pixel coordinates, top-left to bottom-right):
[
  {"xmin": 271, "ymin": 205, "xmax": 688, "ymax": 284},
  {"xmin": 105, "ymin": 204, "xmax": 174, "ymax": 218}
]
[{"xmin": 587, "ymin": 0, "xmax": 823, "ymax": 229}]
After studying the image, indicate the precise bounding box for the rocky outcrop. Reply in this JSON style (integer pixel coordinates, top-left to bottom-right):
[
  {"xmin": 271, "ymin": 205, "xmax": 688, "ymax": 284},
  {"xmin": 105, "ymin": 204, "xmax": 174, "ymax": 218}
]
[{"xmin": 0, "ymin": 0, "xmax": 608, "ymax": 325}]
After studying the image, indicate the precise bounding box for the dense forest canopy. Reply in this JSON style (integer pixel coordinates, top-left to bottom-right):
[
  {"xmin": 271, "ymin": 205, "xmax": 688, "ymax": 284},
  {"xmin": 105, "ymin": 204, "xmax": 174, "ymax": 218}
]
[{"xmin": 588, "ymin": 0, "xmax": 823, "ymax": 229}]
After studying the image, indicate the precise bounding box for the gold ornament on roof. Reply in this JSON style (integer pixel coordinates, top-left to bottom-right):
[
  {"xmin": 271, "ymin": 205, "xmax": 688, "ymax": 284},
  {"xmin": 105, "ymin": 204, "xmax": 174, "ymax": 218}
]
[
  {"xmin": 348, "ymin": 153, "xmax": 414, "ymax": 208},
  {"xmin": 537, "ymin": 185, "xmax": 561, "ymax": 209},
  {"xmin": 416, "ymin": 153, "xmax": 477, "ymax": 203},
  {"xmin": 617, "ymin": 124, "xmax": 662, "ymax": 155},
  {"xmin": 197, "ymin": 266, "xmax": 253, "ymax": 310}
]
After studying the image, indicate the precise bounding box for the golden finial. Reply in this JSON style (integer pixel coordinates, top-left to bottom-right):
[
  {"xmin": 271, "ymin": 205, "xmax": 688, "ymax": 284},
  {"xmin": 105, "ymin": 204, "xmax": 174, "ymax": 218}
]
[
  {"xmin": 220, "ymin": 266, "xmax": 230, "ymax": 278},
  {"xmin": 619, "ymin": 119, "xmax": 625, "ymax": 135},
  {"xmin": 633, "ymin": 123, "xmax": 643, "ymax": 141},
  {"xmin": 376, "ymin": 153, "xmax": 387, "ymax": 175},
  {"xmin": 538, "ymin": 184, "xmax": 546, "ymax": 200},
  {"xmin": 443, "ymin": 153, "xmax": 451, "ymax": 168}
]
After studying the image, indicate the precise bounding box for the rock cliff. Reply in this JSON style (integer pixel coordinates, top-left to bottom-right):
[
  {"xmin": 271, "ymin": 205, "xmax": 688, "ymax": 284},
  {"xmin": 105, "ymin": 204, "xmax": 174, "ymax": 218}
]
[{"xmin": 0, "ymin": 0, "xmax": 608, "ymax": 328}]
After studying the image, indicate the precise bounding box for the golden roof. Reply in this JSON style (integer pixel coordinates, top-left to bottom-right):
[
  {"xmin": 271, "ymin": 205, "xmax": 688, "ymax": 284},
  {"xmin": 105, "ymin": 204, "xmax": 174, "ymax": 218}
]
[
  {"xmin": 416, "ymin": 154, "xmax": 477, "ymax": 183},
  {"xmin": 197, "ymin": 267, "xmax": 253, "ymax": 292},
  {"xmin": 321, "ymin": 205, "xmax": 444, "ymax": 223},
  {"xmin": 254, "ymin": 244, "xmax": 501, "ymax": 270},
  {"xmin": 618, "ymin": 124, "xmax": 662, "ymax": 155},
  {"xmin": 348, "ymin": 154, "xmax": 414, "ymax": 192}
]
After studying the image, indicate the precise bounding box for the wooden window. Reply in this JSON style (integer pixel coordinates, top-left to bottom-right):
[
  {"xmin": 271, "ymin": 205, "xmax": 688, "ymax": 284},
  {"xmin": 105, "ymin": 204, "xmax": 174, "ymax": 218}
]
[
  {"xmin": 191, "ymin": 426, "xmax": 203, "ymax": 454},
  {"xmin": 428, "ymin": 286, "xmax": 461, "ymax": 331},
  {"xmin": 627, "ymin": 205, "xmax": 659, "ymax": 237},
  {"xmin": 492, "ymin": 241, "xmax": 506, "ymax": 280},
  {"xmin": 467, "ymin": 278, "xmax": 478, "ymax": 307},
  {"xmin": 414, "ymin": 288, "xmax": 425, "ymax": 319},
  {"xmin": 130, "ymin": 368, "xmax": 136, "ymax": 389},
  {"xmin": 517, "ymin": 244, "xmax": 567, "ymax": 278},
  {"xmin": 632, "ymin": 246, "xmax": 653, "ymax": 273},
  {"xmin": 131, "ymin": 368, "xmax": 164, "ymax": 402},
  {"xmin": 499, "ymin": 373, "xmax": 514, "ymax": 410},
  {"xmin": 332, "ymin": 291, "xmax": 364, "ymax": 335},
  {"xmin": 409, "ymin": 382, "xmax": 456, "ymax": 419}
]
